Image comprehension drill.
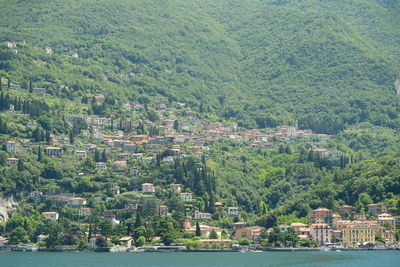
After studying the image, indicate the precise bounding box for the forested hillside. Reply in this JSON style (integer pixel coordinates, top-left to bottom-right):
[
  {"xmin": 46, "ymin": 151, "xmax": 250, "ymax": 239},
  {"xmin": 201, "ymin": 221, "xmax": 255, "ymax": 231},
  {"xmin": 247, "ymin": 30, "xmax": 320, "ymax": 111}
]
[
  {"xmin": 0, "ymin": 0, "xmax": 399, "ymax": 249},
  {"xmin": 0, "ymin": 0, "xmax": 399, "ymax": 132}
]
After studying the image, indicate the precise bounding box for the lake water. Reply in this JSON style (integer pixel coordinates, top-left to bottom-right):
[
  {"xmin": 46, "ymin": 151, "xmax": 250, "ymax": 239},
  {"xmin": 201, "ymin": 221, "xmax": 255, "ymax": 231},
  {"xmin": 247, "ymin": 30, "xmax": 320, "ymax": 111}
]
[{"xmin": 0, "ymin": 251, "xmax": 399, "ymax": 267}]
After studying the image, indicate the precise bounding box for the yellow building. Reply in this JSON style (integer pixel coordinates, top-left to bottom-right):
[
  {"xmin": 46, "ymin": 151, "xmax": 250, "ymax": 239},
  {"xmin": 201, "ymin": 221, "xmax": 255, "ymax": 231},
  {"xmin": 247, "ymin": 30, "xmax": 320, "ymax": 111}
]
[
  {"xmin": 341, "ymin": 222, "xmax": 378, "ymax": 246},
  {"xmin": 377, "ymin": 213, "xmax": 396, "ymax": 230}
]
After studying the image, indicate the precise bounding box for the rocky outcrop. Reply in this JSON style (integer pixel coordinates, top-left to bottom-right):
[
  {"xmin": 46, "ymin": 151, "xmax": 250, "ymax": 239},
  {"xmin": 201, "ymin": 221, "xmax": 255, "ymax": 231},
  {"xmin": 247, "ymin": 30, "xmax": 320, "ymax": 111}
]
[
  {"xmin": 0, "ymin": 196, "xmax": 18, "ymax": 222},
  {"xmin": 396, "ymin": 79, "xmax": 400, "ymax": 95}
]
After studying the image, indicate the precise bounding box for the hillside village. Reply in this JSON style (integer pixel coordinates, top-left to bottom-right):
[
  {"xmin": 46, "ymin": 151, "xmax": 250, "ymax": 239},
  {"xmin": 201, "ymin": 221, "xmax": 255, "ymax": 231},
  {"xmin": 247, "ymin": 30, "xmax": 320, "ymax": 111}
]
[{"xmin": 0, "ymin": 41, "xmax": 398, "ymax": 251}]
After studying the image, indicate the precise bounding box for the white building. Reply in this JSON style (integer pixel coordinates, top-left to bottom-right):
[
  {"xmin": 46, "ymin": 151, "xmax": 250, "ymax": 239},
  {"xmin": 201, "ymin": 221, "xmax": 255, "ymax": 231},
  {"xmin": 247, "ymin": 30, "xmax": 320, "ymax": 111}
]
[
  {"xmin": 74, "ymin": 150, "xmax": 87, "ymax": 157},
  {"xmin": 95, "ymin": 162, "xmax": 107, "ymax": 171},
  {"xmin": 194, "ymin": 211, "xmax": 212, "ymax": 220},
  {"xmin": 179, "ymin": 192, "xmax": 192, "ymax": 202},
  {"xmin": 68, "ymin": 197, "xmax": 87, "ymax": 208},
  {"xmin": 43, "ymin": 212, "xmax": 59, "ymax": 221},
  {"xmin": 78, "ymin": 208, "xmax": 92, "ymax": 217},
  {"xmin": 5, "ymin": 141, "xmax": 17, "ymax": 152},
  {"xmin": 45, "ymin": 147, "xmax": 62, "ymax": 157},
  {"xmin": 227, "ymin": 207, "xmax": 239, "ymax": 216}
]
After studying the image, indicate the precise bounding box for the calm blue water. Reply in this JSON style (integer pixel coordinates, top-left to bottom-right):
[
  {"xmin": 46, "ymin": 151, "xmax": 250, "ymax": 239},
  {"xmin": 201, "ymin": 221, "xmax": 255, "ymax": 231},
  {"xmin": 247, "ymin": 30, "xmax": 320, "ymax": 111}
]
[{"xmin": 0, "ymin": 251, "xmax": 399, "ymax": 267}]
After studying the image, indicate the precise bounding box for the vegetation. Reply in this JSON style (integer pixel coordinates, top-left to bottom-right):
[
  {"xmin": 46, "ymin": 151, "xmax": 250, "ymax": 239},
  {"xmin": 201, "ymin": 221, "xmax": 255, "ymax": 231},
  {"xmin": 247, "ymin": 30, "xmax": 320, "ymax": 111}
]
[{"xmin": 0, "ymin": 0, "xmax": 398, "ymax": 248}]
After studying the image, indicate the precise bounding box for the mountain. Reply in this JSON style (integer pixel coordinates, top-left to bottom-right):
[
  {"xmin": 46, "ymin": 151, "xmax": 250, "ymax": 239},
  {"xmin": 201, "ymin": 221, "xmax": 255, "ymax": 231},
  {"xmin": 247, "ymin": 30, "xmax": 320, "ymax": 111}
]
[{"xmin": 0, "ymin": 0, "xmax": 399, "ymax": 132}]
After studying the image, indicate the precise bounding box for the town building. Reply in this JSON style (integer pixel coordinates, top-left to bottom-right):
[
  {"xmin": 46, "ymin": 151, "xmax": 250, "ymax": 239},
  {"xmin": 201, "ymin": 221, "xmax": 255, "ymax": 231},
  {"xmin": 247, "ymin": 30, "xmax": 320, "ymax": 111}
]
[
  {"xmin": 338, "ymin": 205, "xmax": 354, "ymax": 216},
  {"xmin": 130, "ymin": 169, "xmax": 140, "ymax": 177},
  {"xmin": 0, "ymin": 236, "xmax": 8, "ymax": 246},
  {"xmin": 194, "ymin": 211, "xmax": 212, "ymax": 220},
  {"xmin": 68, "ymin": 197, "xmax": 87, "ymax": 208},
  {"xmin": 110, "ymin": 185, "xmax": 120, "ymax": 195},
  {"xmin": 368, "ymin": 203, "xmax": 387, "ymax": 215},
  {"xmin": 159, "ymin": 205, "xmax": 169, "ymax": 215},
  {"xmin": 112, "ymin": 160, "xmax": 127, "ymax": 171},
  {"xmin": 5, "ymin": 141, "xmax": 17, "ymax": 152},
  {"xmin": 377, "ymin": 213, "xmax": 396, "ymax": 229},
  {"xmin": 43, "ymin": 211, "xmax": 59, "ymax": 221},
  {"xmin": 6, "ymin": 157, "xmax": 19, "ymax": 165},
  {"xmin": 290, "ymin": 222, "xmax": 308, "ymax": 232},
  {"xmin": 354, "ymin": 213, "xmax": 366, "ymax": 221},
  {"xmin": 142, "ymin": 183, "xmax": 155, "ymax": 194},
  {"xmin": 45, "ymin": 147, "xmax": 62, "ymax": 157},
  {"xmin": 179, "ymin": 192, "xmax": 192, "ymax": 202},
  {"xmin": 227, "ymin": 207, "xmax": 239, "ymax": 216},
  {"xmin": 37, "ymin": 235, "xmax": 49, "ymax": 242},
  {"xmin": 95, "ymin": 162, "xmax": 107, "ymax": 171},
  {"xmin": 188, "ymin": 225, "xmax": 221, "ymax": 238},
  {"xmin": 125, "ymin": 203, "xmax": 138, "ymax": 212},
  {"xmin": 119, "ymin": 237, "xmax": 133, "ymax": 248},
  {"xmin": 170, "ymin": 183, "xmax": 182, "ymax": 193},
  {"xmin": 74, "ymin": 150, "xmax": 87, "ymax": 157},
  {"xmin": 78, "ymin": 208, "xmax": 92, "ymax": 217},
  {"xmin": 103, "ymin": 211, "xmax": 117, "ymax": 221},
  {"xmin": 310, "ymin": 223, "xmax": 331, "ymax": 244},
  {"xmin": 340, "ymin": 221, "xmax": 379, "ymax": 247},
  {"xmin": 311, "ymin": 208, "xmax": 333, "ymax": 224},
  {"xmin": 235, "ymin": 226, "xmax": 264, "ymax": 243}
]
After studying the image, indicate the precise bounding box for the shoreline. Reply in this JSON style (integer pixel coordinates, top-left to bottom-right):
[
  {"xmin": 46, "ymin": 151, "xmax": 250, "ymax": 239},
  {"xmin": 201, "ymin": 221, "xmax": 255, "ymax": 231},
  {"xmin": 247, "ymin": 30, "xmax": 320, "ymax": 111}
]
[{"xmin": 1, "ymin": 246, "xmax": 398, "ymax": 253}]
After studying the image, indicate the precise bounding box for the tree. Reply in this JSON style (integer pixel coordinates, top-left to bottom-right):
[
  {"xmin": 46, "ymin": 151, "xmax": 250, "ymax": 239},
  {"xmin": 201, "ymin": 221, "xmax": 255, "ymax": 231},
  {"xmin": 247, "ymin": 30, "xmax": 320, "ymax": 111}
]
[
  {"xmin": 17, "ymin": 159, "xmax": 24, "ymax": 171},
  {"xmin": 133, "ymin": 226, "xmax": 146, "ymax": 240},
  {"xmin": 135, "ymin": 236, "xmax": 146, "ymax": 247},
  {"xmin": 239, "ymin": 238, "xmax": 250, "ymax": 245},
  {"xmin": 45, "ymin": 222, "xmax": 63, "ymax": 248},
  {"xmin": 37, "ymin": 146, "xmax": 43, "ymax": 162},
  {"xmin": 102, "ymin": 149, "xmax": 108, "ymax": 162},
  {"xmin": 69, "ymin": 131, "xmax": 74, "ymax": 145},
  {"xmin": 145, "ymin": 228, "xmax": 155, "ymax": 242},
  {"xmin": 173, "ymin": 120, "xmax": 179, "ymax": 131},
  {"xmin": 134, "ymin": 213, "xmax": 142, "ymax": 228},
  {"xmin": 256, "ymin": 213, "xmax": 277, "ymax": 229},
  {"xmin": 195, "ymin": 221, "xmax": 201, "ymax": 237},
  {"xmin": 95, "ymin": 236, "xmax": 107, "ymax": 247},
  {"xmin": 29, "ymin": 81, "xmax": 33, "ymax": 93},
  {"xmin": 10, "ymin": 226, "xmax": 29, "ymax": 244},
  {"xmin": 209, "ymin": 229, "xmax": 218, "ymax": 239},
  {"xmin": 99, "ymin": 219, "xmax": 113, "ymax": 237},
  {"xmin": 45, "ymin": 131, "xmax": 51, "ymax": 143}
]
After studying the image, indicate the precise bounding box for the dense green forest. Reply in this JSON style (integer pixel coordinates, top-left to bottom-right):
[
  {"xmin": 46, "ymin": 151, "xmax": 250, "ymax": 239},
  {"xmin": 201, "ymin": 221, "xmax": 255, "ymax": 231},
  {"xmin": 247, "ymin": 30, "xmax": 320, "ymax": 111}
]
[{"xmin": 0, "ymin": 0, "xmax": 399, "ymax": 132}]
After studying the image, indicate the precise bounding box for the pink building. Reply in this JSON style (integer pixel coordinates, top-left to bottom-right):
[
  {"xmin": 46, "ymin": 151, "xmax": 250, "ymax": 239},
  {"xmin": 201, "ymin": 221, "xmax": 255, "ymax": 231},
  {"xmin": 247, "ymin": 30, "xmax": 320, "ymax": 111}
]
[
  {"xmin": 310, "ymin": 223, "xmax": 331, "ymax": 244},
  {"xmin": 142, "ymin": 183, "xmax": 155, "ymax": 194},
  {"xmin": 311, "ymin": 208, "xmax": 333, "ymax": 224}
]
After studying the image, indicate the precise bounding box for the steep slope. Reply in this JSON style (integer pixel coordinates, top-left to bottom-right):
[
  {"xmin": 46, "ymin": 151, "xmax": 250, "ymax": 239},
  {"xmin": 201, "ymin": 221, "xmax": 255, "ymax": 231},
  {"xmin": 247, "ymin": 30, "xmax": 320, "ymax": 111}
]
[{"xmin": 0, "ymin": 0, "xmax": 399, "ymax": 132}]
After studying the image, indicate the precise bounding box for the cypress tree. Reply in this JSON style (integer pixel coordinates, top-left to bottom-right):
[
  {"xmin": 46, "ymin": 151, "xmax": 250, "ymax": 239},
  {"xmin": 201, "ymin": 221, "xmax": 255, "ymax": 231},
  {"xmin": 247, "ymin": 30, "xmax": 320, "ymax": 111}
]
[
  {"xmin": 29, "ymin": 81, "xmax": 33, "ymax": 93},
  {"xmin": 37, "ymin": 146, "xmax": 43, "ymax": 162},
  {"xmin": 45, "ymin": 131, "xmax": 51, "ymax": 143},
  {"xmin": 102, "ymin": 149, "xmax": 107, "ymax": 162},
  {"xmin": 134, "ymin": 213, "xmax": 142, "ymax": 228},
  {"xmin": 94, "ymin": 150, "xmax": 101, "ymax": 162},
  {"xmin": 195, "ymin": 221, "xmax": 201, "ymax": 237},
  {"xmin": 17, "ymin": 159, "xmax": 24, "ymax": 171},
  {"xmin": 69, "ymin": 131, "xmax": 74, "ymax": 145}
]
